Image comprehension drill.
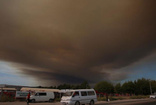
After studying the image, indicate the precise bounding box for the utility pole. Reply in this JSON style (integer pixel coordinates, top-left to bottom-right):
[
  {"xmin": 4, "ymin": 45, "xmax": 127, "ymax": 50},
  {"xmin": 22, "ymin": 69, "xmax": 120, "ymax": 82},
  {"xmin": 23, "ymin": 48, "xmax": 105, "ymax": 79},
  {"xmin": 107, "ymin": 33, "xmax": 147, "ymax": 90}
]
[{"xmin": 149, "ymin": 80, "xmax": 152, "ymax": 95}]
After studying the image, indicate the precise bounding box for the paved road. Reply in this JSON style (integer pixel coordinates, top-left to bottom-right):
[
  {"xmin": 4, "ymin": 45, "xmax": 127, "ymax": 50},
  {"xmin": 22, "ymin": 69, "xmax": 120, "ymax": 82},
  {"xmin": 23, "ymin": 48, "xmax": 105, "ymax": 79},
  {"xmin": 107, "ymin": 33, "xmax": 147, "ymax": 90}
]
[{"xmin": 0, "ymin": 99, "xmax": 156, "ymax": 105}]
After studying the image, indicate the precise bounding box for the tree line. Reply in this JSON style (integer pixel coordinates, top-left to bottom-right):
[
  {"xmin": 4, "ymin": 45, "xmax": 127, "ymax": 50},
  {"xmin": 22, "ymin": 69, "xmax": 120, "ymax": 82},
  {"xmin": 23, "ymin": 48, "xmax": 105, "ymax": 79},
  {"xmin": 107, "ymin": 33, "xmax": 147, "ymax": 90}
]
[
  {"xmin": 95, "ymin": 78, "xmax": 156, "ymax": 95},
  {"xmin": 35, "ymin": 81, "xmax": 90, "ymax": 90},
  {"xmin": 35, "ymin": 78, "xmax": 156, "ymax": 95}
]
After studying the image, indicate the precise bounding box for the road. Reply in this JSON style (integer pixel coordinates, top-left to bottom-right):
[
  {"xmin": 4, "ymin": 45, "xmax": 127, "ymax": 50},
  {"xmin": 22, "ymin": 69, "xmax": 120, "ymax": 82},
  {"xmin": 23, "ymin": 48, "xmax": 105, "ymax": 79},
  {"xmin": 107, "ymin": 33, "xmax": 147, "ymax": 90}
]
[{"xmin": 0, "ymin": 99, "xmax": 156, "ymax": 105}]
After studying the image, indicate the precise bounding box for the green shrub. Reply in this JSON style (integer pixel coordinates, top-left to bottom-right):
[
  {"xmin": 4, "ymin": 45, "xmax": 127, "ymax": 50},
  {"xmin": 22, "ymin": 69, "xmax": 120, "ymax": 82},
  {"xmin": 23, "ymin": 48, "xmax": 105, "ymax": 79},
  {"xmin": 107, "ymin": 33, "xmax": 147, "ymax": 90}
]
[
  {"xmin": 98, "ymin": 96, "xmax": 120, "ymax": 101},
  {"xmin": 109, "ymin": 97, "xmax": 118, "ymax": 101},
  {"xmin": 97, "ymin": 97, "xmax": 107, "ymax": 101},
  {"xmin": 117, "ymin": 96, "xmax": 124, "ymax": 100},
  {"xmin": 54, "ymin": 98, "xmax": 61, "ymax": 102}
]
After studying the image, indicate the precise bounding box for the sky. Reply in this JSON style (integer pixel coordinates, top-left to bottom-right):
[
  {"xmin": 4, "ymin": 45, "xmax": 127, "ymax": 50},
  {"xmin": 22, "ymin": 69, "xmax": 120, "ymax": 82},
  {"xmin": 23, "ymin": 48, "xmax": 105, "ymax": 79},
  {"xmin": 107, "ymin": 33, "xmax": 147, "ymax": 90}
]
[{"xmin": 0, "ymin": 0, "xmax": 156, "ymax": 86}]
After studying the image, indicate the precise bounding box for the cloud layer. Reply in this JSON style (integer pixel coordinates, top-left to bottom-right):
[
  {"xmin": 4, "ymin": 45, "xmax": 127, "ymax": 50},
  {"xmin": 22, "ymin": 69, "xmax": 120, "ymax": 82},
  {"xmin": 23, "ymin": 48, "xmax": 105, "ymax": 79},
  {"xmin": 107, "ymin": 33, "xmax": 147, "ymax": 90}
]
[{"xmin": 0, "ymin": 0, "xmax": 156, "ymax": 85}]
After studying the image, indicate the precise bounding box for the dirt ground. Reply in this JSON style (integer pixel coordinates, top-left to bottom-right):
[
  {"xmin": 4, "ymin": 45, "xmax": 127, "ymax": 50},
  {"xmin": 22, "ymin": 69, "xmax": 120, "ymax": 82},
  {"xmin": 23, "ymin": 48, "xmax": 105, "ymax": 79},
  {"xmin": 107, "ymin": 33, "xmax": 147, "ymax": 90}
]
[
  {"xmin": 0, "ymin": 99, "xmax": 155, "ymax": 105},
  {"xmin": 0, "ymin": 102, "xmax": 61, "ymax": 105}
]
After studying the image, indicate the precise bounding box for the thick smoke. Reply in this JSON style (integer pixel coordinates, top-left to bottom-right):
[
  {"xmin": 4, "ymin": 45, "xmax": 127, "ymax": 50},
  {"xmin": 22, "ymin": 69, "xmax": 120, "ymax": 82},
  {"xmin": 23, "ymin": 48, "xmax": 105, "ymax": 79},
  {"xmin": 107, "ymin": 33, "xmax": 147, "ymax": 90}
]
[{"xmin": 0, "ymin": 0, "xmax": 156, "ymax": 85}]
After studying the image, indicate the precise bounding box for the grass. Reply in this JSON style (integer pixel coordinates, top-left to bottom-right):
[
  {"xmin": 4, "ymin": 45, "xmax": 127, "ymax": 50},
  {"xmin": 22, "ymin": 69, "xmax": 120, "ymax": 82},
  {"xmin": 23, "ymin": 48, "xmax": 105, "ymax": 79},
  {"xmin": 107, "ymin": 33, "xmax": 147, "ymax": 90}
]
[
  {"xmin": 98, "ymin": 96, "xmax": 127, "ymax": 101},
  {"xmin": 98, "ymin": 95, "xmax": 149, "ymax": 101},
  {"xmin": 130, "ymin": 95, "xmax": 149, "ymax": 99}
]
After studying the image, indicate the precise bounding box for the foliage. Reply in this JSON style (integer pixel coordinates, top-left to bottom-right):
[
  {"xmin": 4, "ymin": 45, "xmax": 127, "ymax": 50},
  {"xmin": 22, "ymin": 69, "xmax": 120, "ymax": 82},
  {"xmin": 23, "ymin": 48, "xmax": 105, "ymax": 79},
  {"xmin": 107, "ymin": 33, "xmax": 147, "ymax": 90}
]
[
  {"xmin": 54, "ymin": 98, "xmax": 61, "ymax": 102},
  {"xmin": 80, "ymin": 81, "xmax": 91, "ymax": 89},
  {"xmin": 114, "ymin": 83, "xmax": 122, "ymax": 94},
  {"xmin": 33, "ymin": 81, "xmax": 91, "ymax": 89},
  {"xmin": 151, "ymin": 80, "xmax": 156, "ymax": 94},
  {"xmin": 57, "ymin": 81, "xmax": 90, "ymax": 89},
  {"xmin": 97, "ymin": 97, "xmax": 107, "ymax": 101},
  {"xmin": 114, "ymin": 78, "xmax": 154, "ymax": 95},
  {"xmin": 97, "ymin": 97, "xmax": 119, "ymax": 101},
  {"xmin": 134, "ymin": 78, "xmax": 150, "ymax": 95},
  {"xmin": 33, "ymin": 78, "xmax": 156, "ymax": 96},
  {"xmin": 122, "ymin": 81, "xmax": 135, "ymax": 95},
  {"xmin": 94, "ymin": 81, "xmax": 114, "ymax": 93}
]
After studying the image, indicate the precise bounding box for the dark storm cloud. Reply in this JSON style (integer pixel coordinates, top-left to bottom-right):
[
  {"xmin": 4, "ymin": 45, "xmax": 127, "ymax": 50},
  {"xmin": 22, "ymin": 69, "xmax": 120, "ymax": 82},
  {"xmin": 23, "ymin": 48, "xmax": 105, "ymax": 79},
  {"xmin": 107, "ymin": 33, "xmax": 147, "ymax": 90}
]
[
  {"xmin": 0, "ymin": 0, "xmax": 156, "ymax": 85},
  {"xmin": 22, "ymin": 69, "xmax": 93, "ymax": 84}
]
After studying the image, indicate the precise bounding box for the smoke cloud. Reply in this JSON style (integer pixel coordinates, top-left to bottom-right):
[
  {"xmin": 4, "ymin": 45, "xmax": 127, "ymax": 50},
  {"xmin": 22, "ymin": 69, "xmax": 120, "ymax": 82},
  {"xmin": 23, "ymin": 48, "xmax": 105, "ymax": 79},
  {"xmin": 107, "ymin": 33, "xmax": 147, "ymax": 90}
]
[{"xmin": 0, "ymin": 0, "xmax": 156, "ymax": 85}]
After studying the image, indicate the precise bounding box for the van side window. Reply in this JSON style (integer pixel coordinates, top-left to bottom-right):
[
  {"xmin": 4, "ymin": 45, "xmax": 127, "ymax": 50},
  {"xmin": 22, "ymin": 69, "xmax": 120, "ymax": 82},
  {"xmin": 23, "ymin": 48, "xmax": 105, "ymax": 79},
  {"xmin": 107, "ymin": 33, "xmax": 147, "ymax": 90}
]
[
  {"xmin": 88, "ymin": 91, "xmax": 95, "ymax": 96},
  {"xmin": 81, "ymin": 91, "xmax": 87, "ymax": 96},
  {"xmin": 39, "ymin": 93, "xmax": 46, "ymax": 96}
]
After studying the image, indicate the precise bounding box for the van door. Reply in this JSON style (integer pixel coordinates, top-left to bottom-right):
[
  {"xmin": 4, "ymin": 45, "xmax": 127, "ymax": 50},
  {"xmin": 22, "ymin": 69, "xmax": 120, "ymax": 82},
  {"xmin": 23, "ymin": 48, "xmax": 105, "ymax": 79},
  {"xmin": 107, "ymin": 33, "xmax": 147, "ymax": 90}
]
[
  {"xmin": 87, "ymin": 91, "xmax": 96, "ymax": 103},
  {"xmin": 80, "ymin": 91, "xmax": 88, "ymax": 104},
  {"xmin": 47, "ymin": 92, "xmax": 54, "ymax": 101},
  {"xmin": 39, "ymin": 93, "xmax": 47, "ymax": 101},
  {"xmin": 34, "ymin": 93, "xmax": 40, "ymax": 101},
  {"xmin": 72, "ymin": 91, "xmax": 80, "ymax": 103}
]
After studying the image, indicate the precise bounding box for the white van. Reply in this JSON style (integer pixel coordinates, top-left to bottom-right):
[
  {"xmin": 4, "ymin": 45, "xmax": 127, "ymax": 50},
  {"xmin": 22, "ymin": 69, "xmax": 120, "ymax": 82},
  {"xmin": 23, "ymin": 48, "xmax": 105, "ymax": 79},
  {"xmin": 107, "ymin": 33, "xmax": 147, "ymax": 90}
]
[
  {"xmin": 150, "ymin": 94, "xmax": 156, "ymax": 99},
  {"xmin": 61, "ymin": 89, "xmax": 97, "ymax": 105},
  {"xmin": 30, "ymin": 92, "xmax": 55, "ymax": 102}
]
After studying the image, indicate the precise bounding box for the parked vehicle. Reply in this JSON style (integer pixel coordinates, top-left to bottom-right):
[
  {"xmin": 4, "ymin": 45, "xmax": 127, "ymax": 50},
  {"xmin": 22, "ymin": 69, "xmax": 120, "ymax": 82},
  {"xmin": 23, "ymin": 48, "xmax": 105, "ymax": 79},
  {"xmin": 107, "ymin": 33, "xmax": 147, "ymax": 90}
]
[
  {"xmin": 30, "ymin": 92, "xmax": 55, "ymax": 102},
  {"xmin": 16, "ymin": 91, "xmax": 29, "ymax": 99},
  {"xmin": 61, "ymin": 89, "xmax": 97, "ymax": 105},
  {"xmin": 150, "ymin": 94, "xmax": 156, "ymax": 99}
]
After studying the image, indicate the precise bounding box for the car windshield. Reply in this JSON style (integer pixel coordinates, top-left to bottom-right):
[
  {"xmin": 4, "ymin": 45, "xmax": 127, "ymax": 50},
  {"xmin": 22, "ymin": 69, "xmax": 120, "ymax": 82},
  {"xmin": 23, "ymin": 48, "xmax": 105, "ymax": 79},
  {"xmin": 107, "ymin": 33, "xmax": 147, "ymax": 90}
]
[{"xmin": 63, "ymin": 92, "xmax": 73, "ymax": 96}]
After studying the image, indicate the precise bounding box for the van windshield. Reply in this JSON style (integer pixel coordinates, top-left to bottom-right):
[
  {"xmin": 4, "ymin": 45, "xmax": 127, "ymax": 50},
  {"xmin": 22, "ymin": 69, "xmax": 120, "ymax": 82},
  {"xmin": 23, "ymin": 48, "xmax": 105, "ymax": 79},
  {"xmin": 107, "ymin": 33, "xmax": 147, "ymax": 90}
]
[{"xmin": 63, "ymin": 92, "xmax": 73, "ymax": 96}]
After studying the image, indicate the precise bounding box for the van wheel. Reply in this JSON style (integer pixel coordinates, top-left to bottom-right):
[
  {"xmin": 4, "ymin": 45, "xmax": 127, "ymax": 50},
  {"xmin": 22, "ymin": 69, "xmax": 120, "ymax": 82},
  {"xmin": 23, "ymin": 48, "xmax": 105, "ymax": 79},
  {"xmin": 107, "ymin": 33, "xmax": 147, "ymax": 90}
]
[
  {"xmin": 90, "ymin": 100, "xmax": 94, "ymax": 105},
  {"xmin": 49, "ymin": 99, "xmax": 53, "ymax": 102},
  {"xmin": 31, "ymin": 99, "xmax": 35, "ymax": 103},
  {"xmin": 75, "ymin": 101, "xmax": 80, "ymax": 105}
]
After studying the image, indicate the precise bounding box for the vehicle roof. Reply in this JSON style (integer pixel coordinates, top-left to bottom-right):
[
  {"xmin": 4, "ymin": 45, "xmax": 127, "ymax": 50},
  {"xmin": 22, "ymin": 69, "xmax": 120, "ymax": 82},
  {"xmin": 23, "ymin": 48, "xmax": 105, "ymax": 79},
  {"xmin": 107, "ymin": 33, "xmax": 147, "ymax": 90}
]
[
  {"xmin": 64, "ymin": 89, "xmax": 95, "ymax": 92},
  {"xmin": 0, "ymin": 88, "xmax": 16, "ymax": 91},
  {"xmin": 36, "ymin": 92, "xmax": 53, "ymax": 93},
  {"xmin": 21, "ymin": 87, "xmax": 60, "ymax": 92}
]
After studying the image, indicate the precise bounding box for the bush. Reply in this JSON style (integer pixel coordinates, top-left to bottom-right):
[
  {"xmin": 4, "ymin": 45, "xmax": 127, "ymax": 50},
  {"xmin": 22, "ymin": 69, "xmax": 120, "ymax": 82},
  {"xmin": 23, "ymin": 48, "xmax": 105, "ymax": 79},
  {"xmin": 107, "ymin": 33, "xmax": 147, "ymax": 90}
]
[
  {"xmin": 54, "ymin": 98, "xmax": 61, "ymax": 102},
  {"xmin": 109, "ymin": 96, "xmax": 118, "ymax": 101},
  {"xmin": 98, "ymin": 96, "xmax": 124, "ymax": 101}
]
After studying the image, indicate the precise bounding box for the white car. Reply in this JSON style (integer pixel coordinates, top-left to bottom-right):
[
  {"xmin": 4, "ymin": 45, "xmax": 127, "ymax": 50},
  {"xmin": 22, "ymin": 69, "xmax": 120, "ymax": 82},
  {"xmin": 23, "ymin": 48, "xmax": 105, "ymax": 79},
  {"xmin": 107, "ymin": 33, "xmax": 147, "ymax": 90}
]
[
  {"xmin": 61, "ymin": 89, "xmax": 97, "ymax": 105},
  {"xmin": 30, "ymin": 92, "xmax": 55, "ymax": 102},
  {"xmin": 150, "ymin": 95, "xmax": 156, "ymax": 99}
]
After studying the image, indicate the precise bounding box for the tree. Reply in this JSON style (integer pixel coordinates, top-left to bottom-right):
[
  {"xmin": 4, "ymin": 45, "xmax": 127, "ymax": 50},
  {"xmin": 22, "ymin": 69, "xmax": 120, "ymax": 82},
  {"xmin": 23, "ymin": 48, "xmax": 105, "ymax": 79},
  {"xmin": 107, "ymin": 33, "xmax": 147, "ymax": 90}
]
[
  {"xmin": 80, "ymin": 81, "xmax": 90, "ymax": 89},
  {"xmin": 94, "ymin": 81, "xmax": 114, "ymax": 101},
  {"xmin": 151, "ymin": 80, "xmax": 156, "ymax": 94},
  {"xmin": 134, "ymin": 78, "xmax": 150, "ymax": 95},
  {"xmin": 94, "ymin": 81, "xmax": 114, "ymax": 94},
  {"xmin": 122, "ymin": 81, "xmax": 135, "ymax": 95},
  {"xmin": 114, "ymin": 83, "xmax": 122, "ymax": 94},
  {"xmin": 57, "ymin": 84, "xmax": 71, "ymax": 89},
  {"xmin": 56, "ymin": 81, "xmax": 91, "ymax": 89}
]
